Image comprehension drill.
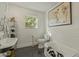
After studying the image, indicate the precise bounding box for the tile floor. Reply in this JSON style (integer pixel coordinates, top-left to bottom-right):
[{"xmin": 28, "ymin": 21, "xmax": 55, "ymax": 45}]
[{"xmin": 15, "ymin": 45, "xmax": 45, "ymax": 57}]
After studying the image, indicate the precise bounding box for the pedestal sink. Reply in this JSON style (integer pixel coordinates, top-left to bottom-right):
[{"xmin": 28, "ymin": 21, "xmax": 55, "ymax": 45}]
[{"xmin": 0, "ymin": 38, "xmax": 18, "ymax": 49}]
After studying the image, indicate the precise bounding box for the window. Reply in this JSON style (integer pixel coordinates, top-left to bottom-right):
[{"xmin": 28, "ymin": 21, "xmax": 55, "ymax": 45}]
[{"xmin": 25, "ymin": 16, "xmax": 38, "ymax": 28}]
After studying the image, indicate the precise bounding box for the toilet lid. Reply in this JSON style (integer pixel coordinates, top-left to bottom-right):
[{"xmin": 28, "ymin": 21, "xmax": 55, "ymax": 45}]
[{"xmin": 38, "ymin": 39, "xmax": 45, "ymax": 42}]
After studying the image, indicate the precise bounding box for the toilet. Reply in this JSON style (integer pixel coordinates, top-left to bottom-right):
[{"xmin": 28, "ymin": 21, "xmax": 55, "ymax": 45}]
[{"xmin": 37, "ymin": 32, "xmax": 51, "ymax": 49}]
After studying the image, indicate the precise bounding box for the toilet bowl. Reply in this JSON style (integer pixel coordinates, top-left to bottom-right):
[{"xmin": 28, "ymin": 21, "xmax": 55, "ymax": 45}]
[
  {"xmin": 38, "ymin": 39, "xmax": 47, "ymax": 48},
  {"xmin": 37, "ymin": 33, "xmax": 51, "ymax": 49}
]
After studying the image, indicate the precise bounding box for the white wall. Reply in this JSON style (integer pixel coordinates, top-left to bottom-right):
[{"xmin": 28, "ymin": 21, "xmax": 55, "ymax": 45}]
[
  {"xmin": 6, "ymin": 3, "xmax": 45, "ymax": 48},
  {"xmin": 0, "ymin": 3, "xmax": 7, "ymax": 20},
  {"xmin": 46, "ymin": 2, "xmax": 79, "ymax": 51}
]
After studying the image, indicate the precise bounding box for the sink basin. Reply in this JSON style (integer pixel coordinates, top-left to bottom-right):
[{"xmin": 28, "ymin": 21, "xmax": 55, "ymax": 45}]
[{"xmin": 0, "ymin": 38, "xmax": 18, "ymax": 49}]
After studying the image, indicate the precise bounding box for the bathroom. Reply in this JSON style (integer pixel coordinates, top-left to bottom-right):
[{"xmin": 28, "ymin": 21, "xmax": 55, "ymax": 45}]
[{"xmin": 0, "ymin": 2, "xmax": 79, "ymax": 57}]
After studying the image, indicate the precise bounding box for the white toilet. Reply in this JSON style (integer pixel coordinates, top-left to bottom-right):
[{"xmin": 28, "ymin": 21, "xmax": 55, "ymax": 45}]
[{"xmin": 37, "ymin": 32, "xmax": 51, "ymax": 49}]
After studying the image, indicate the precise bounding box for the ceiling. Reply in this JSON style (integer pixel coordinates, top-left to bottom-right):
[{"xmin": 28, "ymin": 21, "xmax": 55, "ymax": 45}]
[{"xmin": 10, "ymin": 2, "xmax": 58, "ymax": 12}]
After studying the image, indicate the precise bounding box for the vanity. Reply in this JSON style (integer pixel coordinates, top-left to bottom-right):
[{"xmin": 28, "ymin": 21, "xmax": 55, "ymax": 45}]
[
  {"xmin": 0, "ymin": 38, "xmax": 18, "ymax": 57},
  {"xmin": 0, "ymin": 16, "xmax": 18, "ymax": 57},
  {"xmin": 0, "ymin": 38, "xmax": 18, "ymax": 50}
]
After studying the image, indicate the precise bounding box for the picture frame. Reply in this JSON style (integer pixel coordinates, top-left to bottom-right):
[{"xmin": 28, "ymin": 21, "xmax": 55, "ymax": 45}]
[
  {"xmin": 48, "ymin": 2, "xmax": 72, "ymax": 27},
  {"xmin": 24, "ymin": 16, "xmax": 38, "ymax": 29}
]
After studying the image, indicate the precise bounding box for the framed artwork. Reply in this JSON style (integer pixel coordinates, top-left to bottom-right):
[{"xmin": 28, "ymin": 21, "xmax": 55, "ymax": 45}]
[
  {"xmin": 24, "ymin": 16, "xmax": 38, "ymax": 28},
  {"xmin": 48, "ymin": 2, "xmax": 72, "ymax": 27}
]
